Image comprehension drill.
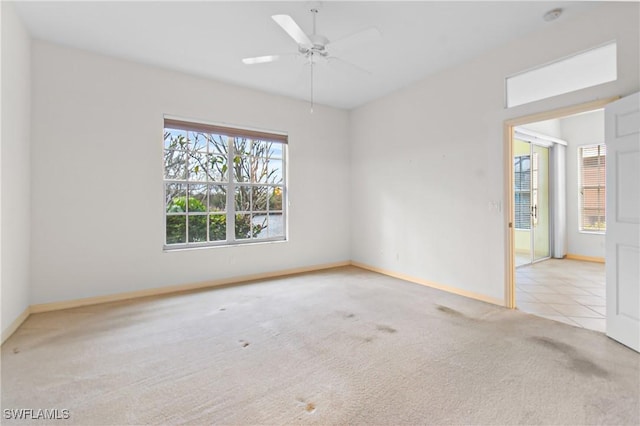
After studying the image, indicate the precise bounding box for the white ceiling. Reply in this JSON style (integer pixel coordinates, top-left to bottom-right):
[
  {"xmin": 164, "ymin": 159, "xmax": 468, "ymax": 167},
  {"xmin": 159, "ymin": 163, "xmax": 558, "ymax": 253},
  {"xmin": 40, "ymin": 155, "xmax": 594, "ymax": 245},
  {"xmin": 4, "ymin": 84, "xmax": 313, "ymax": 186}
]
[{"xmin": 14, "ymin": 1, "xmax": 598, "ymax": 110}]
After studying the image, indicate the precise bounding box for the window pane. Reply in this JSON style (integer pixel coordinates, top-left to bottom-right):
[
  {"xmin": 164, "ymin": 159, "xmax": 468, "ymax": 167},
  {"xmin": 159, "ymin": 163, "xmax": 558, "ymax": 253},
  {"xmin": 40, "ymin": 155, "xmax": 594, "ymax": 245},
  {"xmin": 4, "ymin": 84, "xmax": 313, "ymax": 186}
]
[
  {"xmin": 164, "ymin": 129, "xmax": 188, "ymax": 150},
  {"xmin": 233, "ymin": 155, "xmax": 251, "ymax": 183},
  {"xmin": 189, "ymin": 132, "xmax": 209, "ymax": 152},
  {"xmin": 252, "ymin": 157, "xmax": 269, "ymax": 183},
  {"xmin": 269, "ymin": 187, "xmax": 283, "ymax": 210},
  {"xmin": 188, "ymin": 215, "xmax": 207, "ymax": 242},
  {"xmin": 166, "ymin": 183, "xmax": 187, "ymax": 213},
  {"xmin": 187, "ymin": 151, "xmax": 208, "ymax": 182},
  {"xmin": 207, "ymin": 154, "xmax": 227, "ymax": 182},
  {"xmin": 164, "ymin": 150, "xmax": 186, "ymax": 180},
  {"xmin": 166, "ymin": 215, "xmax": 186, "ymax": 244},
  {"xmin": 270, "ymin": 143, "xmax": 283, "ymax": 159},
  {"xmin": 251, "ymin": 140, "xmax": 270, "ymax": 157},
  {"xmin": 234, "ymin": 139, "xmax": 251, "ymax": 157},
  {"xmin": 252, "ymin": 214, "xmax": 268, "ymax": 240},
  {"xmin": 268, "ymin": 213, "xmax": 284, "ymax": 238},
  {"xmin": 252, "ymin": 186, "xmax": 269, "ymax": 212},
  {"xmin": 235, "ymin": 213, "xmax": 253, "ymax": 239},
  {"xmin": 188, "ymin": 184, "xmax": 207, "ymax": 212},
  {"xmin": 235, "ymin": 186, "xmax": 251, "ymax": 211},
  {"xmin": 209, "ymin": 214, "xmax": 226, "ymax": 241},
  {"xmin": 268, "ymin": 159, "xmax": 283, "ymax": 184},
  {"xmin": 208, "ymin": 185, "xmax": 226, "ymax": 212},
  {"xmin": 209, "ymin": 134, "xmax": 228, "ymax": 155}
]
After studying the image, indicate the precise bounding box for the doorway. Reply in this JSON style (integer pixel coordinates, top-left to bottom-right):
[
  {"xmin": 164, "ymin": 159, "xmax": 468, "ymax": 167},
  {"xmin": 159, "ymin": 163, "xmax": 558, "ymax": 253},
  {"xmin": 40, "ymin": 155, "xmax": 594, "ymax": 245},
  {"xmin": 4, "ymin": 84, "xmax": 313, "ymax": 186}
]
[{"xmin": 504, "ymin": 98, "xmax": 617, "ymax": 331}]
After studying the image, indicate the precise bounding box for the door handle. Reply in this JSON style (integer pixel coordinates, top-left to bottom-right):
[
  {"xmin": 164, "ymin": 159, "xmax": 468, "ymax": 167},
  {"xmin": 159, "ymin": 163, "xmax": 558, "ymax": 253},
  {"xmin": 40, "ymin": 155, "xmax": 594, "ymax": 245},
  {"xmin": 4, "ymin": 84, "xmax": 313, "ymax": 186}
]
[{"xmin": 534, "ymin": 205, "xmax": 538, "ymax": 220}]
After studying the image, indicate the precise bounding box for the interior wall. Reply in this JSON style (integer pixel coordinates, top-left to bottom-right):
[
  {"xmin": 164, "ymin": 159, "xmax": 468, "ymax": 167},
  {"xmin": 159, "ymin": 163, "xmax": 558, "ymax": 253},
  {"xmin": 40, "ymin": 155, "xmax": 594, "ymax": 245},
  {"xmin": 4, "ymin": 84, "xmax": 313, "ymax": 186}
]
[
  {"xmin": 559, "ymin": 109, "xmax": 606, "ymax": 258},
  {"xmin": 30, "ymin": 41, "xmax": 350, "ymax": 305},
  {"xmin": 1, "ymin": 2, "xmax": 31, "ymax": 336},
  {"xmin": 349, "ymin": 3, "xmax": 639, "ymax": 302}
]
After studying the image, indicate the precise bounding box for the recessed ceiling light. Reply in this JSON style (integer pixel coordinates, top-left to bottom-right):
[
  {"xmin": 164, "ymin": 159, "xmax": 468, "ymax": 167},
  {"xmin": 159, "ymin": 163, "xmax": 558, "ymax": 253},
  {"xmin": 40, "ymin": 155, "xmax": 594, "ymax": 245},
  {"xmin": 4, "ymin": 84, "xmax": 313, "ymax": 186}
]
[{"xmin": 543, "ymin": 8, "xmax": 563, "ymax": 22}]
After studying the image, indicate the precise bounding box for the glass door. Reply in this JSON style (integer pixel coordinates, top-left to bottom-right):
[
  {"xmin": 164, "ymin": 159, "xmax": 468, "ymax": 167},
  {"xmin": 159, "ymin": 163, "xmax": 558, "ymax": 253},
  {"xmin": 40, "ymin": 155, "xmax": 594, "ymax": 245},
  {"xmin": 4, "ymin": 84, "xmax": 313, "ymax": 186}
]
[
  {"xmin": 513, "ymin": 139, "xmax": 550, "ymax": 266},
  {"xmin": 531, "ymin": 144, "xmax": 550, "ymax": 261}
]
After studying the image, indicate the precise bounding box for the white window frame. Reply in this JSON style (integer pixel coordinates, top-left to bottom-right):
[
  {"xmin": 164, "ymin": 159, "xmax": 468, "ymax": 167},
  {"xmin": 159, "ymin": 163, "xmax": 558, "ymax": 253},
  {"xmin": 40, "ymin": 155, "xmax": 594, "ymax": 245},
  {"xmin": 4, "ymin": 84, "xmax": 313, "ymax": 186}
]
[
  {"xmin": 578, "ymin": 143, "xmax": 606, "ymax": 234},
  {"xmin": 163, "ymin": 117, "xmax": 288, "ymax": 250}
]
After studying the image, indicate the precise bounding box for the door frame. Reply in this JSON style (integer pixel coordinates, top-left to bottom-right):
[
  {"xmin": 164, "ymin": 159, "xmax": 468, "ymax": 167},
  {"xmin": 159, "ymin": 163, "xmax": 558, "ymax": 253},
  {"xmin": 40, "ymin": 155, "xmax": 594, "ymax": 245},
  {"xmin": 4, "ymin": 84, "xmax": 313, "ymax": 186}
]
[{"xmin": 504, "ymin": 97, "xmax": 619, "ymax": 309}]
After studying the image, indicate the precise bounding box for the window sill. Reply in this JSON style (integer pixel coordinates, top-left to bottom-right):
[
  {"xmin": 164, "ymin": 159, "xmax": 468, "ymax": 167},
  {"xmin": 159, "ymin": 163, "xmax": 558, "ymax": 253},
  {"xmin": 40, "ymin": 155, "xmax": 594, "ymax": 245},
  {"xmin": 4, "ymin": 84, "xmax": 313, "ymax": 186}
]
[
  {"xmin": 163, "ymin": 238, "xmax": 287, "ymax": 252},
  {"xmin": 578, "ymin": 230, "xmax": 605, "ymax": 235}
]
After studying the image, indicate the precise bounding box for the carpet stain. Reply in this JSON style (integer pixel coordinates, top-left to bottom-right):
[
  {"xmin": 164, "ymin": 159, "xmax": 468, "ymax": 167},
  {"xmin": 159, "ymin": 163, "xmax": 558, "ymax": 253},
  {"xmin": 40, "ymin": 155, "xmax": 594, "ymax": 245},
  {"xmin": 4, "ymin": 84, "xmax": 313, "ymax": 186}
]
[
  {"xmin": 363, "ymin": 337, "xmax": 374, "ymax": 343},
  {"xmin": 13, "ymin": 347, "xmax": 19, "ymax": 354},
  {"xmin": 344, "ymin": 313, "xmax": 355, "ymax": 318},
  {"xmin": 376, "ymin": 325, "xmax": 397, "ymax": 333},
  {"xmin": 530, "ymin": 336, "xmax": 609, "ymax": 378},
  {"xmin": 219, "ymin": 308, "xmax": 226, "ymax": 311},
  {"xmin": 437, "ymin": 305, "xmax": 466, "ymax": 317},
  {"xmin": 296, "ymin": 398, "xmax": 316, "ymax": 414},
  {"xmin": 239, "ymin": 340, "xmax": 250, "ymax": 348}
]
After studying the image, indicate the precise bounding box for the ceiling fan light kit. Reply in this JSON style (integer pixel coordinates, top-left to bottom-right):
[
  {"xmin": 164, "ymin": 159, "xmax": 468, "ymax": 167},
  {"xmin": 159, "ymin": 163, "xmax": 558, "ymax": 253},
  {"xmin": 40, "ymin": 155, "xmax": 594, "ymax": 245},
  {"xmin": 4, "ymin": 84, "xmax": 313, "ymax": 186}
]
[{"xmin": 242, "ymin": 8, "xmax": 381, "ymax": 112}]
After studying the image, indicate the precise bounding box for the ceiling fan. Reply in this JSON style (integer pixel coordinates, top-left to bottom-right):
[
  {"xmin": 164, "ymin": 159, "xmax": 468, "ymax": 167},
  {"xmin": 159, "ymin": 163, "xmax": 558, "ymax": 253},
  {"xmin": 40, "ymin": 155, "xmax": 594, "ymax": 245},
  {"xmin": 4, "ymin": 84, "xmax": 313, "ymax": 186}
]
[{"xmin": 242, "ymin": 8, "xmax": 381, "ymax": 111}]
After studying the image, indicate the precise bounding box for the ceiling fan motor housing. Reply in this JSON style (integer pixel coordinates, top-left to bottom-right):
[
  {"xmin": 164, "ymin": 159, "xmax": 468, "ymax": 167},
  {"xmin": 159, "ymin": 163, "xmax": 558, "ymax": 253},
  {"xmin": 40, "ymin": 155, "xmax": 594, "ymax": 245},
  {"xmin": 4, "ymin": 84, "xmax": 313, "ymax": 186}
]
[{"xmin": 299, "ymin": 34, "xmax": 329, "ymax": 58}]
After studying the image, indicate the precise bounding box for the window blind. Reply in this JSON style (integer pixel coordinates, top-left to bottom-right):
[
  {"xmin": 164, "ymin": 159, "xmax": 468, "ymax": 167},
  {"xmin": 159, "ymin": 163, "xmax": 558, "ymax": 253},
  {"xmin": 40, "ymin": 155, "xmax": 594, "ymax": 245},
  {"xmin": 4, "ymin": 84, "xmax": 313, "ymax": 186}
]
[{"xmin": 579, "ymin": 144, "xmax": 606, "ymax": 232}]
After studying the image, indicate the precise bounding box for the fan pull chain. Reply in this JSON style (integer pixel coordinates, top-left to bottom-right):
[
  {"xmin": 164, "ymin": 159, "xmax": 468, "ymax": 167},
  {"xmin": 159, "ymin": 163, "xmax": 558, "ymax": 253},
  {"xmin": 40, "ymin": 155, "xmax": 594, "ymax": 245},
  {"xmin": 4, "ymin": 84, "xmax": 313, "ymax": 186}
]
[{"xmin": 310, "ymin": 57, "xmax": 314, "ymax": 113}]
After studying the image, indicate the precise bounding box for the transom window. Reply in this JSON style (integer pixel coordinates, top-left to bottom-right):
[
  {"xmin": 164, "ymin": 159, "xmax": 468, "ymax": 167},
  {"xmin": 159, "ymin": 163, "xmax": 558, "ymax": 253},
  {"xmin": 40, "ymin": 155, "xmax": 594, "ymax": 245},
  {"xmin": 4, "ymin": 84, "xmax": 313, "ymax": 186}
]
[
  {"xmin": 163, "ymin": 118, "xmax": 287, "ymax": 249},
  {"xmin": 578, "ymin": 144, "xmax": 606, "ymax": 233}
]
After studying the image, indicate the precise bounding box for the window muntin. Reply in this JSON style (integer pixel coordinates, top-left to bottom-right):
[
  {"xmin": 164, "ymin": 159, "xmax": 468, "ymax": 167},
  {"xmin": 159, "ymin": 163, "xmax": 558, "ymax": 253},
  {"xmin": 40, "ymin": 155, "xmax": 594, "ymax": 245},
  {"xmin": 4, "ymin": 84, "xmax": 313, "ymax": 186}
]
[
  {"xmin": 163, "ymin": 119, "xmax": 286, "ymax": 248},
  {"xmin": 578, "ymin": 144, "xmax": 606, "ymax": 233}
]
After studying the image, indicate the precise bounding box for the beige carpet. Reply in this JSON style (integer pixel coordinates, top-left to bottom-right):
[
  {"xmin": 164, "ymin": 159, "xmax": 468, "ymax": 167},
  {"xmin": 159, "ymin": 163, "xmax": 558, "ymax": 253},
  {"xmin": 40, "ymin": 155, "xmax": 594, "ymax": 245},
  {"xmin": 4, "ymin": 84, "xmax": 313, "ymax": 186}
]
[{"xmin": 1, "ymin": 266, "xmax": 639, "ymax": 425}]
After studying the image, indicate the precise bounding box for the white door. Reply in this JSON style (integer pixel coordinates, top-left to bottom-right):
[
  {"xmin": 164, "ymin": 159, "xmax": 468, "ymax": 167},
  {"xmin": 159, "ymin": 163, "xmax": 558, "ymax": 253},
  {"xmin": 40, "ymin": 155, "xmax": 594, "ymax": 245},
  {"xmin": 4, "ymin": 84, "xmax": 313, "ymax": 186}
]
[{"xmin": 605, "ymin": 92, "xmax": 640, "ymax": 352}]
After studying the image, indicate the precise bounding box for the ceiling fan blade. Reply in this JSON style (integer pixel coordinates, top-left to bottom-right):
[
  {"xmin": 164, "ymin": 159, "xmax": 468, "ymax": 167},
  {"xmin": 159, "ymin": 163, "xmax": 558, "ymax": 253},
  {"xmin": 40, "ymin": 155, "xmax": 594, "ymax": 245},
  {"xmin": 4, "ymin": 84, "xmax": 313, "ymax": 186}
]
[
  {"xmin": 327, "ymin": 56, "xmax": 372, "ymax": 76},
  {"xmin": 328, "ymin": 27, "xmax": 381, "ymax": 53},
  {"xmin": 242, "ymin": 55, "xmax": 280, "ymax": 65},
  {"xmin": 272, "ymin": 14, "xmax": 312, "ymax": 47}
]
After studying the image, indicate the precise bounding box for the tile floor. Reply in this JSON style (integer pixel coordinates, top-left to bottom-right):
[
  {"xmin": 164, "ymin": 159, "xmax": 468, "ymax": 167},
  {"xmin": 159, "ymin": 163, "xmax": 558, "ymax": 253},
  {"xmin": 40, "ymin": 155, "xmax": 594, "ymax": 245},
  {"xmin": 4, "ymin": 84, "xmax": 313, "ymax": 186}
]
[{"xmin": 516, "ymin": 258, "xmax": 606, "ymax": 332}]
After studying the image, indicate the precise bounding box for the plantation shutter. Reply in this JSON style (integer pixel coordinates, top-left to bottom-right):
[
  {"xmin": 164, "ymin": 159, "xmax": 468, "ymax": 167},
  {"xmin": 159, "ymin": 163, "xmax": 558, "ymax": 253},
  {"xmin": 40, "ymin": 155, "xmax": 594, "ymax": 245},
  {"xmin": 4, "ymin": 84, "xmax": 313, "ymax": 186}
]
[{"xmin": 579, "ymin": 144, "xmax": 606, "ymax": 232}]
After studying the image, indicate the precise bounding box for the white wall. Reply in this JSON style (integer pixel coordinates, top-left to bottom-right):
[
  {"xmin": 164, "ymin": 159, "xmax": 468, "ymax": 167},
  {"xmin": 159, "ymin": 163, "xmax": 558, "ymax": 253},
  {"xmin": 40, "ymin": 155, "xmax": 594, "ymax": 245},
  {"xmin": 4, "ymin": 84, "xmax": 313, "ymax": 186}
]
[
  {"xmin": 350, "ymin": 3, "xmax": 639, "ymax": 302},
  {"xmin": 1, "ymin": 2, "xmax": 31, "ymax": 336},
  {"xmin": 30, "ymin": 41, "xmax": 350, "ymax": 305},
  {"xmin": 560, "ymin": 109, "xmax": 606, "ymax": 258}
]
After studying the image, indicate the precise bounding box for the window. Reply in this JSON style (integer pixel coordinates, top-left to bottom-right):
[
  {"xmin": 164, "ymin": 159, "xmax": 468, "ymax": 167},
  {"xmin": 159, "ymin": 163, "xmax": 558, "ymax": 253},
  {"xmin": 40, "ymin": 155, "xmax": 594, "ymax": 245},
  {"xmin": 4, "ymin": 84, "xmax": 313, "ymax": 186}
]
[
  {"xmin": 163, "ymin": 118, "xmax": 287, "ymax": 248},
  {"xmin": 578, "ymin": 144, "xmax": 606, "ymax": 233},
  {"xmin": 514, "ymin": 155, "xmax": 531, "ymax": 229},
  {"xmin": 506, "ymin": 41, "xmax": 617, "ymax": 108}
]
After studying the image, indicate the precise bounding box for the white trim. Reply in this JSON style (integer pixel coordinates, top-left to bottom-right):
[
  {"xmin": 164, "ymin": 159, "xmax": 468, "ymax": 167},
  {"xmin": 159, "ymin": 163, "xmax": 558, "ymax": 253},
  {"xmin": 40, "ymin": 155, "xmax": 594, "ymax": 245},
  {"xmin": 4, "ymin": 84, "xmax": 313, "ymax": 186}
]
[{"xmin": 514, "ymin": 128, "xmax": 568, "ymax": 147}]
